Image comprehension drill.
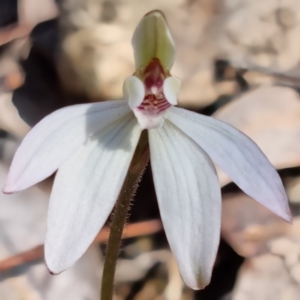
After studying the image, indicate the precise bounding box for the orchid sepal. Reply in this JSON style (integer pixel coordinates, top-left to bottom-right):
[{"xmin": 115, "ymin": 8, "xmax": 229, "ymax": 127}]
[{"xmin": 132, "ymin": 10, "xmax": 175, "ymax": 72}]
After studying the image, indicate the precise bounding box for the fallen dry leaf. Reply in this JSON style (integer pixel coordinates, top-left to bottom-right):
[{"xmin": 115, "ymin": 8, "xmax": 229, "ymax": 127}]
[
  {"xmin": 18, "ymin": 0, "xmax": 58, "ymax": 27},
  {"xmin": 215, "ymin": 0, "xmax": 300, "ymax": 77},
  {"xmin": 232, "ymin": 223, "xmax": 300, "ymax": 299},
  {"xmin": 0, "ymin": 93, "xmax": 30, "ymax": 138},
  {"xmin": 0, "ymin": 0, "xmax": 58, "ymax": 46},
  {"xmin": 221, "ymin": 192, "xmax": 298, "ymax": 257},
  {"xmin": 232, "ymin": 254, "xmax": 300, "ymax": 300},
  {"xmin": 286, "ymin": 176, "xmax": 300, "ymax": 204},
  {"xmin": 0, "ymin": 24, "xmax": 31, "ymax": 46}
]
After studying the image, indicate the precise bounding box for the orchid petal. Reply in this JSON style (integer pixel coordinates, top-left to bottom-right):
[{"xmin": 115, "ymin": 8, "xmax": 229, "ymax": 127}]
[
  {"xmin": 4, "ymin": 100, "xmax": 131, "ymax": 193},
  {"xmin": 123, "ymin": 76, "xmax": 145, "ymax": 109},
  {"xmin": 132, "ymin": 10, "xmax": 175, "ymax": 71},
  {"xmin": 163, "ymin": 77, "xmax": 179, "ymax": 105},
  {"xmin": 132, "ymin": 109, "xmax": 167, "ymax": 130},
  {"xmin": 167, "ymin": 107, "xmax": 291, "ymax": 222},
  {"xmin": 45, "ymin": 114, "xmax": 141, "ymax": 273},
  {"xmin": 149, "ymin": 121, "xmax": 221, "ymax": 289}
]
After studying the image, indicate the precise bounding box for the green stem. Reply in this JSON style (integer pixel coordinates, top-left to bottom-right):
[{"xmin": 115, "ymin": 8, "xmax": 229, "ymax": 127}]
[{"xmin": 100, "ymin": 131, "xmax": 149, "ymax": 300}]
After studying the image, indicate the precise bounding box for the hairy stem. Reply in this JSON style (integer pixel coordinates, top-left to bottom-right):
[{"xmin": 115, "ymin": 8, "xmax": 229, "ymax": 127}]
[{"xmin": 100, "ymin": 131, "xmax": 149, "ymax": 300}]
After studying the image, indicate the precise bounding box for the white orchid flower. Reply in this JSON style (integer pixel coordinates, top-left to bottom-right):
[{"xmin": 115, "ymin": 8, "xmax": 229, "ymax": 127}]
[{"xmin": 3, "ymin": 10, "xmax": 291, "ymax": 289}]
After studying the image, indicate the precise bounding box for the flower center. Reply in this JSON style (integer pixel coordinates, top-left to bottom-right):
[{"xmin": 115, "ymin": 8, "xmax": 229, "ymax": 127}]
[
  {"xmin": 137, "ymin": 93, "xmax": 171, "ymax": 114},
  {"xmin": 137, "ymin": 58, "xmax": 171, "ymax": 115},
  {"xmin": 123, "ymin": 58, "xmax": 179, "ymax": 129}
]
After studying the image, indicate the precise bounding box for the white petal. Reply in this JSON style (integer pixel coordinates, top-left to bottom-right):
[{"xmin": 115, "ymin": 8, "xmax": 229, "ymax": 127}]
[
  {"xmin": 45, "ymin": 114, "xmax": 141, "ymax": 273},
  {"xmin": 123, "ymin": 76, "xmax": 145, "ymax": 109},
  {"xmin": 163, "ymin": 77, "xmax": 179, "ymax": 105},
  {"xmin": 149, "ymin": 121, "xmax": 221, "ymax": 289},
  {"xmin": 132, "ymin": 109, "xmax": 166, "ymax": 130},
  {"xmin": 4, "ymin": 100, "xmax": 131, "ymax": 193},
  {"xmin": 167, "ymin": 107, "xmax": 291, "ymax": 222}
]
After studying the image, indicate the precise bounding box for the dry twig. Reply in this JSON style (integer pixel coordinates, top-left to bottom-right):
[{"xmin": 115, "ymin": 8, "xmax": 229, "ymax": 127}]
[{"xmin": 0, "ymin": 219, "xmax": 162, "ymax": 272}]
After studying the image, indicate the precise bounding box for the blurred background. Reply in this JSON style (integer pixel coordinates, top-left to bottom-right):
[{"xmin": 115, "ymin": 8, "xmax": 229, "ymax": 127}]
[{"xmin": 1, "ymin": 0, "xmax": 300, "ymax": 299}]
